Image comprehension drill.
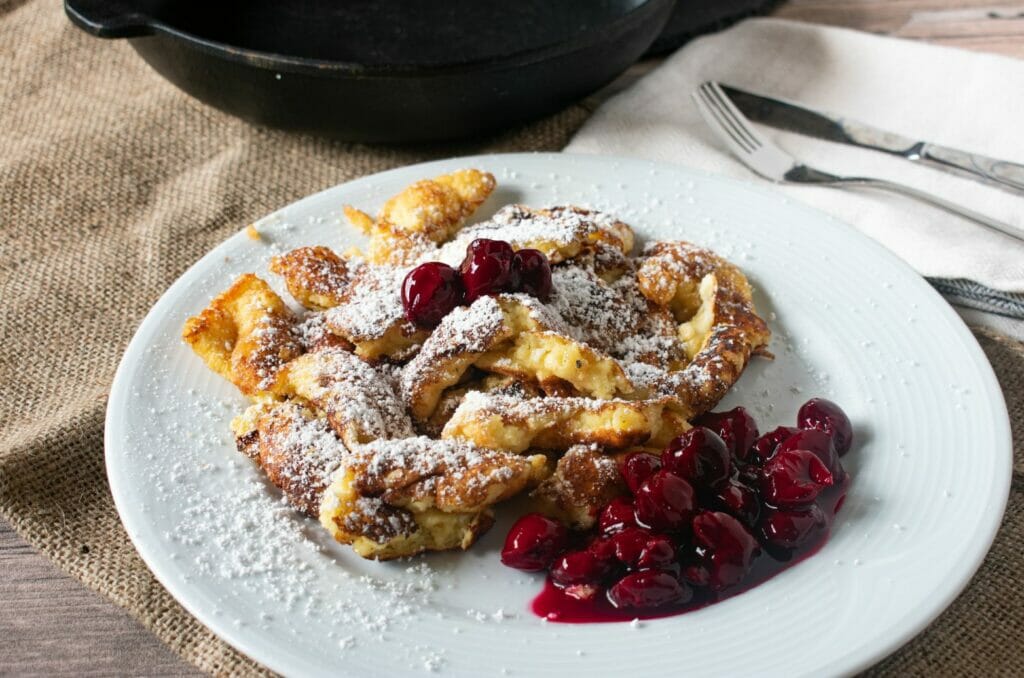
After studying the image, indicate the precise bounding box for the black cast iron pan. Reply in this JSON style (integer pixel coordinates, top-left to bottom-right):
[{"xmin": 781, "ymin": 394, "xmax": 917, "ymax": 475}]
[{"xmin": 65, "ymin": 0, "xmax": 675, "ymax": 142}]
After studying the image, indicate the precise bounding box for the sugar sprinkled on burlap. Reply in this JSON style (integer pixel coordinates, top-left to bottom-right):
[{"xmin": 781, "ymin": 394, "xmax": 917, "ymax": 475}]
[{"xmin": 0, "ymin": 3, "xmax": 1021, "ymax": 676}]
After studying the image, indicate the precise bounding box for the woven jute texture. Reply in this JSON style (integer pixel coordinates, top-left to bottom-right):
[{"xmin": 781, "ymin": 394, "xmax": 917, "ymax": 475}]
[{"xmin": 0, "ymin": 2, "xmax": 1021, "ymax": 676}]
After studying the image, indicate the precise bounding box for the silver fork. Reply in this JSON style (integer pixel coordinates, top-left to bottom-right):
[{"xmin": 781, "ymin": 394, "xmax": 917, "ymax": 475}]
[{"xmin": 692, "ymin": 81, "xmax": 1024, "ymax": 243}]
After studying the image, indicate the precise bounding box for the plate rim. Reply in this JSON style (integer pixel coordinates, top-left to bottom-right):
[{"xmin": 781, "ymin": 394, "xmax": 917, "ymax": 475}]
[{"xmin": 104, "ymin": 152, "xmax": 1013, "ymax": 676}]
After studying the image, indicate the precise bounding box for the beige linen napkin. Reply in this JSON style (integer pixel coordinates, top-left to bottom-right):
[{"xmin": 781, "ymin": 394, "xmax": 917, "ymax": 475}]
[{"xmin": 567, "ymin": 18, "xmax": 1024, "ymax": 294}]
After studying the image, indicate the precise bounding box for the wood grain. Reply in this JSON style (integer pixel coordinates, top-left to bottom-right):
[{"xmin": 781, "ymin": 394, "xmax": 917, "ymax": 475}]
[
  {"xmin": 774, "ymin": 1, "xmax": 1024, "ymax": 57},
  {"xmin": 3, "ymin": 1, "xmax": 1020, "ymax": 675},
  {"xmin": 0, "ymin": 521, "xmax": 201, "ymax": 676}
]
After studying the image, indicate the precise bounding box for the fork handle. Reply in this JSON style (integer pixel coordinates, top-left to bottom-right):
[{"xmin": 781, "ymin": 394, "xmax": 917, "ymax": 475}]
[{"xmin": 836, "ymin": 177, "xmax": 1024, "ymax": 243}]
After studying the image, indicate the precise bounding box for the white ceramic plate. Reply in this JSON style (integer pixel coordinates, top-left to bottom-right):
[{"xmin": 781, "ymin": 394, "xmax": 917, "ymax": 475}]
[{"xmin": 106, "ymin": 154, "xmax": 1012, "ymax": 677}]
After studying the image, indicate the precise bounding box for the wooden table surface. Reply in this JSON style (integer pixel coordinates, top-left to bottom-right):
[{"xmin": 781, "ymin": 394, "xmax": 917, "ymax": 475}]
[{"xmin": 4, "ymin": 1, "xmax": 1023, "ymax": 675}]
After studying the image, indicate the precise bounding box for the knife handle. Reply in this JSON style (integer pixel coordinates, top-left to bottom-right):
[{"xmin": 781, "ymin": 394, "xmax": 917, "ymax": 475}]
[{"xmin": 916, "ymin": 143, "xmax": 1024, "ymax": 196}]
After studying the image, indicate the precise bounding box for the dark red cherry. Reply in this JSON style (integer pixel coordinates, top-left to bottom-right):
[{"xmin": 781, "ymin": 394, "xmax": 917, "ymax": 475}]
[
  {"xmin": 459, "ymin": 238, "xmax": 515, "ymax": 302},
  {"xmin": 688, "ymin": 511, "xmax": 761, "ymax": 591},
  {"xmin": 500, "ymin": 513, "xmax": 569, "ymax": 571},
  {"xmin": 610, "ymin": 527, "xmax": 651, "ymax": 566},
  {"xmin": 695, "ymin": 407, "xmax": 759, "ymax": 462},
  {"xmin": 713, "ymin": 478, "xmax": 761, "ymax": 527},
  {"xmin": 758, "ymin": 504, "xmax": 827, "ymax": 552},
  {"xmin": 401, "ymin": 262, "xmax": 464, "ymax": 328},
  {"xmin": 760, "ymin": 449, "xmax": 834, "ymax": 507},
  {"xmin": 777, "ymin": 428, "xmax": 842, "ymax": 480},
  {"xmin": 598, "ymin": 496, "xmax": 639, "ymax": 534},
  {"xmin": 635, "ymin": 470, "xmax": 697, "ymax": 532},
  {"xmin": 798, "ymin": 398, "xmax": 853, "ymax": 455},
  {"xmin": 551, "ymin": 549, "xmax": 615, "ymax": 587},
  {"xmin": 636, "ymin": 535, "xmax": 678, "ymax": 569},
  {"xmin": 587, "ymin": 535, "xmax": 618, "ymax": 563},
  {"xmin": 748, "ymin": 426, "xmax": 800, "ymax": 465},
  {"xmin": 621, "ymin": 452, "xmax": 661, "ymax": 495},
  {"xmin": 607, "ymin": 571, "xmax": 692, "ymax": 609},
  {"xmin": 511, "ymin": 248, "xmax": 552, "ymax": 301},
  {"xmin": 662, "ymin": 427, "xmax": 731, "ymax": 490}
]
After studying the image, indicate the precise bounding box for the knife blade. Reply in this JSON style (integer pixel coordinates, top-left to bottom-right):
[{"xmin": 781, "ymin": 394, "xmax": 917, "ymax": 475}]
[{"xmin": 721, "ymin": 85, "xmax": 1024, "ymax": 197}]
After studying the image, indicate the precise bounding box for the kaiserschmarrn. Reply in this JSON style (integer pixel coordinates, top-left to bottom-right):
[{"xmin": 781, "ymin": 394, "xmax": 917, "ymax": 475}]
[{"xmin": 183, "ymin": 169, "xmax": 770, "ymax": 560}]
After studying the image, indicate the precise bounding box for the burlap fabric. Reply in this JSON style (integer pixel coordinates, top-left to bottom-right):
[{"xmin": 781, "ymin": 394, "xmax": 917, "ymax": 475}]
[{"xmin": 0, "ymin": 2, "xmax": 1020, "ymax": 675}]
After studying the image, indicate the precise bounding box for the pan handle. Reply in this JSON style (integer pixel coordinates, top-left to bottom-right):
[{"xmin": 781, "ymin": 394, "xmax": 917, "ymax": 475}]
[{"xmin": 64, "ymin": 0, "xmax": 156, "ymax": 38}]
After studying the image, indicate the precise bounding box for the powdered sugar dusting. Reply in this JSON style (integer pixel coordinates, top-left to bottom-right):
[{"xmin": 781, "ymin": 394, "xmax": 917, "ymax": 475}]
[
  {"xmin": 539, "ymin": 261, "xmax": 686, "ymax": 374},
  {"xmin": 343, "ymin": 435, "xmax": 526, "ymax": 511},
  {"xmin": 134, "ymin": 384, "xmax": 451, "ymax": 673},
  {"xmin": 247, "ymin": 312, "xmax": 301, "ymax": 391},
  {"xmin": 400, "ymin": 296, "xmax": 506, "ymax": 401},
  {"xmin": 290, "ymin": 348, "xmax": 414, "ymax": 443},
  {"xmin": 427, "ymin": 205, "xmax": 616, "ymax": 267},
  {"xmin": 294, "ymin": 311, "xmax": 333, "ymax": 350},
  {"xmin": 255, "ymin": 401, "xmax": 348, "ymax": 514},
  {"xmin": 359, "ymin": 436, "xmax": 509, "ymax": 478},
  {"xmin": 422, "ymin": 296, "xmax": 505, "ymax": 355},
  {"xmin": 325, "ymin": 263, "xmax": 411, "ymax": 341}
]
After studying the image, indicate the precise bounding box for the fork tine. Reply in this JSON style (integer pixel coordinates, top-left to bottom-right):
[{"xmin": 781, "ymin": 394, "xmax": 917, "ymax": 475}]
[
  {"xmin": 692, "ymin": 85, "xmax": 756, "ymax": 157},
  {"xmin": 702, "ymin": 82, "xmax": 762, "ymax": 151},
  {"xmin": 695, "ymin": 83, "xmax": 753, "ymax": 153},
  {"xmin": 693, "ymin": 81, "xmax": 801, "ymax": 182}
]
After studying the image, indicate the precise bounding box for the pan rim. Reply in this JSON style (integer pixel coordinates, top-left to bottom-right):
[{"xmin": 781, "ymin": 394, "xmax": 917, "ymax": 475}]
[{"xmin": 67, "ymin": 0, "xmax": 673, "ymax": 77}]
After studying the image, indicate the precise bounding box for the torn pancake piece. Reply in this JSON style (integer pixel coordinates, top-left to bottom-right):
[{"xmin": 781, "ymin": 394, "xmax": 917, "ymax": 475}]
[
  {"xmin": 182, "ymin": 274, "xmax": 302, "ymax": 399},
  {"xmin": 232, "ymin": 401, "xmax": 348, "ymax": 517},
  {"xmin": 530, "ymin": 445, "xmax": 627, "ymax": 529},
  {"xmin": 441, "ymin": 392, "xmax": 683, "ymax": 453},
  {"xmin": 428, "ymin": 205, "xmax": 634, "ymax": 268},
  {"xmin": 319, "ymin": 437, "xmax": 548, "ymax": 559},
  {"xmin": 270, "ymin": 245, "xmax": 352, "ymax": 310},
  {"xmin": 402, "ymin": 294, "xmax": 633, "ymax": 424},
  {"xmin": 323, "ymin": 263, "xmax": 428, "ymax": 362},
  {"xmin": 634, "ymin": 241, "xmax": 771, "ymax": 416},
  {"xmin": 283, "ymin": 347, "xmax": 414, "ymax": 447},
  {"xmin": 345, "ymin": 168, "xmax": 497, "ymax": 265}
]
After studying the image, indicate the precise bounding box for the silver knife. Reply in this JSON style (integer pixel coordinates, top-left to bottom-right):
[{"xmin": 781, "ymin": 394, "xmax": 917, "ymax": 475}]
[{"xmin": 722, "ymin": 85, "xmax": 1024, "ymax": 197}]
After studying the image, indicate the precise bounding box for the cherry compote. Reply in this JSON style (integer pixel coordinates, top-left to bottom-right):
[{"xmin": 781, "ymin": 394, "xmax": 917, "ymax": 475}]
[
  {"xmin": 501, "ymin": 513, "xmax": 569, "ymax": 571},
  {"xmin": 695, "ymin": 407, "xmax": 759, "ymax": 462},
  {"xmin": 502, "ymin": 398, "xmax": 854, "ymax": 622},
  {"xmin": 661, "ymin": 427, "xmax": 731, "ymax": 491},
  {"xmin": 798, "ymin": 397, "xmax": 854, "ymax": 455},
  {"xmin": 401, "ymin": 239, "xmax": 554, "ymax": 327},
  {"xmin": 400, "ymin": 262, "xmax": 463, "ymax": 328},
  {"xmin": 510, "ymin": 248, "xmax": 552, "ymax": 301},
  {"xmin": 460, "ymin": 238, "xmax": 515, "ymax": 303}
]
